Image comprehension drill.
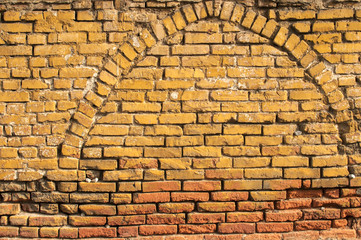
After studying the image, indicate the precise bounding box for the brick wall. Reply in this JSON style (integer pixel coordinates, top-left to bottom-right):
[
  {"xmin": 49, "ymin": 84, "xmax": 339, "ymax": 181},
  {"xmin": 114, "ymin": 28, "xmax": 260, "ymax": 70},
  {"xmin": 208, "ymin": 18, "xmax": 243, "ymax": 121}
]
[{"xmin": 0, "ymin": 0, "xmax": 361, "ymax": 238}]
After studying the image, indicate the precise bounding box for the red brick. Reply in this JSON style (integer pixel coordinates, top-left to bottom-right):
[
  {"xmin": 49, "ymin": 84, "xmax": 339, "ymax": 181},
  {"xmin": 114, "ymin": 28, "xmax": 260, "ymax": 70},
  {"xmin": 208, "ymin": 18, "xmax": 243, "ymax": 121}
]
[
  {"xmin": 288, "ymin": 189, "xmax": 322, "ymax": 198},
  {"xmin": 79, "ymin": 204, "xmax": 116, "ymax": 215},
  {"xmin": 350, "ymin": 197, "xmax": 361, "ymax": 207},
  {"xmin": 295, "ymin": 220, "xmax": 331, "ymax": 230},
  {"xmin": 171, "ymin": 192, "xmax": 209, "ymax": 202},
  {"xmin": 187, "ymin": 213, "xmax": 225, "ymax": 224},
  {"xmin": 108, "ymin": 215, "xmax": 146, "ymax": 226},
  {"xmin": 257, "ymin": 222, "xmax": 293, "ymax": 233},
  {"xmin": 142, "ymin": 181, "xmax": 181, "ymax": 192},
  {"xmin": 179, "ymin": 224, "xmax": 216, "ymax": 234},
  {"xmin": 198, "ymin": 202, "xmax": 235, "ymax": 212},
  {"xmin": 133, "ymin": 192, "xmax": 170, "ymax": 203},
  {"xmin": 159, "ymin": 203, "xmax": 194, "ymax": 213},
  {"xmin": 276, "ymin": 199, "xmax": 312, "ymax": 209},
  {"xmin": 218, "ymin": 223, "xmax": 255, "ymax": 234},
  {"xmin": 227, "ymin": 212, "xmax": 263, "ymax": 222},
  {"xmin": 139, "ymin": 225, "xmax": 177, "ymax": 235},
  {"xmin": 59, "ymin": 228, "xmax": 78, "ymax": 239},
  {"xmin": 341, "ymin": 208, "xmax": 361, "ymax": 218},
  {"xmin": 69, "ymin": 216, "xmax": 106, "ymax": 226},
  {"xmin": 324, "ymin": 189, "xmax": 339, "ymax": 198},
  {"xmin": 319, "ymin": 229, "xmax": 356, "ymax": 239},
  {"xmin": 303, "ymin": 208, "xmax": 340, "ymax": 219},
  {"xmin": 183, "ymin": 181, "xmax": 221, "ymax": 191},
  {"xmin": 238, "ymin": 201, "xmax": 274, "ymax": 211},
  {"xmin": 118, "ymin": 226, "xmax": 138, "ymax": 238},
  {"xmin": 332, "ymin": 219, "xmax": 348, "ymax": 228},
  {"xmin": 147, "ymin": 214, "xmax": 185, "ymax": 224},
  {"xmin": 211, "ymin": 191, "xmax": 248, "ymax": 201},
  {"xmin": 283, "ymin": 230, "xmax": 320, "ymax": 240},
  {"xmin": 265, "ymin": 210, "xmax": 302, "ymax": 221},
  {"xmin": 117, "ymin": 204, "xmax": 156, "ymax": 215},
  {"xmin": 313, "ymin": 198, "xmax": 349, "ymax": 208},
  {"xmin": 244, "ymin": 233, "xmax": 282, "ymax": 240},
  {"xmin": 78, "ymin": 227, "xmax": 117, "ymax": 238}
]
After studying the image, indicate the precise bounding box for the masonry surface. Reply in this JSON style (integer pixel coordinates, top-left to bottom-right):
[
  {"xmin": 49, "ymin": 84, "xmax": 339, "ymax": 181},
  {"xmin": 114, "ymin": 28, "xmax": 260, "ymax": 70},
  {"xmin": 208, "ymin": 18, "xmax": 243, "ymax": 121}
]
[{"xmin": 1, "ymin": 0, "xmax": 361, "ymax": 239}]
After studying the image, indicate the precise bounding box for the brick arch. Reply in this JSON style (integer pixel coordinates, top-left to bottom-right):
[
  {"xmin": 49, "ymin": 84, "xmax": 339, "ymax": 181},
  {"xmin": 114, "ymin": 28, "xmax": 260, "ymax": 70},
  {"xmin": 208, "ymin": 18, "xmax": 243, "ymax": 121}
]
[{"xmin": 60, "ymin": 0, "xmax": 353, "ymax": 163}]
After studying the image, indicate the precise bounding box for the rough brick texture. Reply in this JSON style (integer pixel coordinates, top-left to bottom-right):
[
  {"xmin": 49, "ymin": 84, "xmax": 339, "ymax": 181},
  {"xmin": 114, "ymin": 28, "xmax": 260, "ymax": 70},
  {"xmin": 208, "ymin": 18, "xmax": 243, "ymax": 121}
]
[{"xmin": 0, "ymin": 0, "xmax": 361, "ymax": 238}]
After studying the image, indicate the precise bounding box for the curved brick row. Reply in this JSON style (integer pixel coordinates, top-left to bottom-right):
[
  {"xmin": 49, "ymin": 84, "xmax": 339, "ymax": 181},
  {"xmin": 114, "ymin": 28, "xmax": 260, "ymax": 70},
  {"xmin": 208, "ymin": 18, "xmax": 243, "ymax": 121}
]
[{"xmin": 60, "ymin": 0, "xmax": 355, "ymax": 168}]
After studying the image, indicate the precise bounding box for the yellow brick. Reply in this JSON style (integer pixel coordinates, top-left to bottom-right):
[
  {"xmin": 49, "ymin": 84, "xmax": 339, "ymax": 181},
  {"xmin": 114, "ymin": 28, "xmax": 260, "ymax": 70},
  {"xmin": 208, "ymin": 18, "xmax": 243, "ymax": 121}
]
[
  {"xmin": 293, "ymin": 22, "xmax": 311, "ymax": 33},
  {"xmin": 104, "ymin": 147, "xmax": 143, "ymax": 157},
  {"xmin": 125, "ymin": 136, "xmax": 164, "ymax": 146},
  {"xmin": 284, "ymin": 168, "xmax": 320, "ymax": 179},
  {"xmin": 193, "ymin": 157, "xmax": 232, "ymax": 169},
  {"xmin": 261, "ymin": 19, "xmax": 278, "ymax": 38},
  {"xmin": 134, "ymin": 114, "xmax": 158, "ymax": 125},
  {"xmin": 228, "ymin": 67, "xmax": 266, "ymax": 78},
  {"xmin": 312, "ymin": 21, "xmax": 334, "ymax": 32},
  {"xmin": 245, "ymin": 168, "xmax": 282, "ymax": 179},
  {"xmin": 0, "ymin": 92, "xmax": 29, "ymax": 102},
  {"xmin": 212, "ymin": 45, "xmax": 248, "ymax": 55},
  {"xmin": 301, "ymin": 145, "xmax": 338, "ymax": 155},
  {"xmin": 103, "ymin": 169, "xmax": 143, "ymax": 181},
  {"xmin": 122, "ymin": 102, "xmax": 161, "ymax": 112},
  {"xmin": 166, "ymin": 170, "xmax": 204, "ymax": 180},
  {"xmin": 158, "ymin": 113, "xmax": 196, "ymax": 124},
  {"xmin": 238, "ymin": 113, "xmax": 276, "ymax": 123},
  {"xmin": 303, "ymin": 123, "xmax": 338, "ymax": 133},
  {"xmin": 289, "ymin": 90, "xmax": 322, "ymax": 100},
  {"xmin": 183, "ymin": 146, "xmax": 221, "ymax": 157},
  {"xmin": 212, "ymin": 113, "xmax": 237, "ymax": 123},
  {"xmin": 312, "ymin": 155, "xmax": 347, "ymax": 167},
  {"xmin": 323, "ymin": 167, "xmax": 349, "ymax": 177},
  {"xmin": 220, "ymin": 1, "xmax": 235, "ymax": 20},
  {"xmin": 145, "ymin": 125, "xmax": 183, "ymax": 136},
  {"xmin": 263, "ymin": 125, "xmax": 297, "ymax": 135},
  {"xmin": 160, "ymin": 56, "xmax": 179, "ymax": 66},
  {"xmin": 262, "ymin": 102, "xmax": 298, "ymax": 112},
  {"xmin": 144, "ymin": 147, "xmax": 181, "ymax": 158},
  {"xmin": 183, "ymin": 101, "xmax": 220, "ymax": 112},
  {"xmin": 318, "ymin": 9, "xmax": 354, "ymax": 19},
  {"xmin": 245, "ymin": 136, "xmax": 282, "ymax": 146},
  {"xmin": 272, "ymin": 156, "xmax": 309, "ymax": 167},
  {"xmin": 182, "ymin": 5, "xmax": 197, "ymax": 23},
  {"xmin": 251, "ymin": 15, "xmax": 267, "ymax": 34},
  {"xmin": 279, "ymin": 10, "xmax": 316, "ymax": 20},
  {"xmin": 234, "ymin": 157, "xmax": 271, "ymax": 168},
  {"xmin": 238, "ymin": 57, "xmax": 274, "ymax": 67},
  {"xmin": 223, "ymin": 146, "xmax": 261, "ymax": 157},
  {"xmin": 182, "ymin": 56, "xmax": 221, "ymax": 67},
  {"xmin": 0, "ymin": 46, "xmax": 32, "ymax": 56},
  {"xmin": 224, "ymin": 180, "xmax": 262, "ymax": 190},
  {"xmin": 119, "ymin": 43, "xmax": 138, "ymax": 61},
  {"xmin": 205, "ymin": 135, "xmax": 244, "ymax": 146},
  {"xmin": 314, "ymin": 178, "xmax": 348, "ymax": 188},
  {"xmin": 185, "ymin": 33, "xmax": 222, "ymax": 44},
  {"xmin": 89, "ymin": 125, "xmax": 129, "ymax": 136},
  {"xmin": 117, "ymin": 80, "xmax": 153, "ymax": 90},
  {"xmin": 250, "ymin": 191, "xmax": 286, "ymax": 201},
  {"xmin": 159, "ymin": 158, "xmax": 192, "ymax": 169}
]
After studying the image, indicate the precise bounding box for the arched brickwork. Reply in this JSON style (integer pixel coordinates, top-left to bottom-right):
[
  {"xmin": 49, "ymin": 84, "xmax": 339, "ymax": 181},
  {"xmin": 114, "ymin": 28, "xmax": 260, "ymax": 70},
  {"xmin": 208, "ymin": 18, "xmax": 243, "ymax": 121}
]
[{"xmin": 61, "ymin": 0, "xmax": 356, "ymax": 165}]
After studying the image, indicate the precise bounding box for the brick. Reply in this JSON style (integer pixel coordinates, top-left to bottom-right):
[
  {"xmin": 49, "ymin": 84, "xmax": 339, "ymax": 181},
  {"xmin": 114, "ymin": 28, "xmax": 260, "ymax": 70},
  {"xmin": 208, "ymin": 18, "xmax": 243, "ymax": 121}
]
[
  {"xmin": 69, "ymin": 216, "xmax": 106, "ymax": 226},
  {"xmin": 257, "ymin": 222, "xmax": 293, "ymax": 233},
  {"xmin": 78, "ymin": 227, "xmax": 116, "ymax": 238},
  {"xmin": 227, "ymin": 212, "xmax": 263, "ymax": 222},
  {"xmin": 159, "ymin": 202, "xmax": 194, "ymax": 213},
  {"xmin": 139, "ymin": 225, "xmax": 177, "ymax": 235},
  {"xmin": 183, "ymin": 181, "xmax": 221, "ymax": 191},
  {"xmin": 147, "ymin": 213, "xmax": 185, "ymax": 225},
  {"xmin": 172, "ymin": 192, "xmax": 209, "ymax": 202},
  {"xmin": 266, "ymin": 210, "xmax": 302, "ymax": 221},
  {"xmin": 179, "ymin": 224, "xmax": 216, "ymax": 234},
  {"xmin": 188, "ymin": 213, "xmax": 225, "ymax": 223},
  {"xmin": 218, "ymin": 223, "xmax": 255, "ymax": 234},
  {"xmin": 295, "ymin": 220, "xmax": 331, "ymax": 230}
]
